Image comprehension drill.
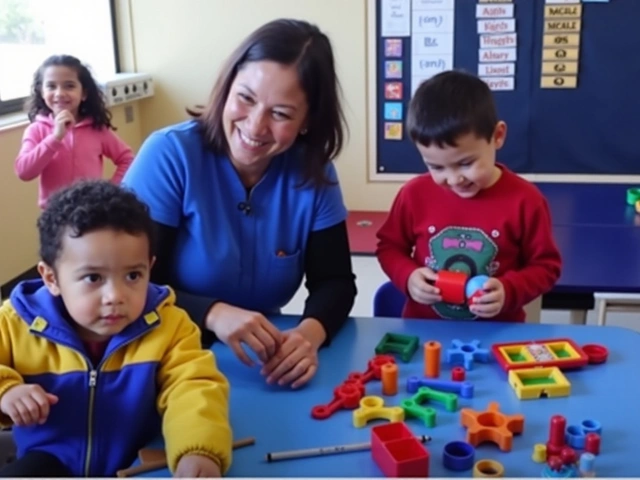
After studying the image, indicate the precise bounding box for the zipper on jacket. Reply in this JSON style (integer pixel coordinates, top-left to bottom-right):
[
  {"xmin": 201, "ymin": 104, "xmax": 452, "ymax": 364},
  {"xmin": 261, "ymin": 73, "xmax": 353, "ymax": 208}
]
[
  {"xmin": 83, "ymin": 370, "xmax": 98, "ymax": 476},
  {"xmin": 79, "ymin": 324, "xmax": 159, "ymax": 476}
]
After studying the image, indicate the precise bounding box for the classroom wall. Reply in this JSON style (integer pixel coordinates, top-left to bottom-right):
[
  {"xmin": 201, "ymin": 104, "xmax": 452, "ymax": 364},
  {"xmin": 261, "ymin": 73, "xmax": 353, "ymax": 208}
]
[
  {"xmin": 125, "ymin": 0, "xmax": 403, "ymax": 212},
  {"xmin": 0, "ymin": 0, "xmax": 408, "ymax": 285},
  {"xmin": 0, "ymin": 106, "xmax": 142, "ymax": 286}
]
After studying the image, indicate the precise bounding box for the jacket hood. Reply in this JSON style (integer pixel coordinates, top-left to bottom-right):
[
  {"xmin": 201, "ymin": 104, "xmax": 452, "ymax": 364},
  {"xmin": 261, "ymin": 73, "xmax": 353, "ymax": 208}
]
[{"xmin": 10, "ymin": 279, "xmax": 172, "ymax": 328}]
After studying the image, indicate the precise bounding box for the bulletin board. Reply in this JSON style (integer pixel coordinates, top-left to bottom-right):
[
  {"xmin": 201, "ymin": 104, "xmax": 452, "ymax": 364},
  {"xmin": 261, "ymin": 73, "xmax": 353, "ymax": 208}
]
[{"xmin": 367, "ymin": 0, "xmax": 640, "ymax": 182}]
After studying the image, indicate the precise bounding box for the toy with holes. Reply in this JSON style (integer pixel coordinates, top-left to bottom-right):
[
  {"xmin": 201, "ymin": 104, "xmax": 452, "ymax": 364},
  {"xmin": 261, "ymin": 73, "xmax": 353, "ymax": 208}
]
[
  {"xmin": 491, "ymin": 338, "xmax": 609, "ymax": 372},
  {"xmin": 400, "ymin": 386, "xmax": 458, "ymax": 428},
  {"xmin": 353, "ymin": 396, "xmax": 405, "ymax": 428},
  {"xmin": 311, "ymin": 355, "xmax": 395, "ymax": 419},
  {"xmin": 508, "ymin": 366, "xmax": 571, "ymax": 400},
  {"xmin": 371, "ymin": 421, "xmax": 430, "ymax": 477},
  {"xmin": 460, "ymin": 401, "xmax": 524, "ymax": 452},
  {"xmin": 375, "ymin": 333, "xmax": 419, "ymax": 362},
  {"xmin": 473, "ymin": 459, "xmax": 505, "ymax": 477},
  {"xmin": 545, "ymin": 414, "xmax": 601, "ymax": 457},
  {"xmin": 446, "ymin": 339, "xmax": 492, "ymax": 371},
  {"xmin": 423, "ymin": 340, "xmax": 441, "ymax": 378}
]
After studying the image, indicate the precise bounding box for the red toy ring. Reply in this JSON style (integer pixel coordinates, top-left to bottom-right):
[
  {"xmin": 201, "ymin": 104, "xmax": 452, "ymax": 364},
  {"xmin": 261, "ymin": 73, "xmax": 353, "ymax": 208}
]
[{"xmin": 581, "ymin": 344, "xmax": 608, "ymax": 364}]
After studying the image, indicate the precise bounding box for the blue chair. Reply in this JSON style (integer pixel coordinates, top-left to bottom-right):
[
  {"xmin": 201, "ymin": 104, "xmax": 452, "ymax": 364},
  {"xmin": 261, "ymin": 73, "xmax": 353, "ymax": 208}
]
[{"xmin": 373, "ymin": 281, "xmax": 406, "ymax": 317}]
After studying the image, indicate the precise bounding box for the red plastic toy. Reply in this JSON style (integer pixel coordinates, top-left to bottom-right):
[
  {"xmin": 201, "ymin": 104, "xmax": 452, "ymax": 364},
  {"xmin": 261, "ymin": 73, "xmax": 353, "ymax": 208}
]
[
  {"xmin": 371, "ymin": 422, "xmax": 430, "ymax": 477},
  {"xmin": 451, "ymin": 366, "xmax": 465, "ymax": 382},
  {"xmin": 546, "ymin": 414, "xmax": 566, "ymax": 456},
  {"xmin": 585, "ymin": 433, "xmax": 600, "ymax": 455},
  {"xmin": 491, "ymin": 338, "xmax": 590, "ymax": 372},
  {"xmin": 435, "ymin": 271, "xmax": 467, "ymax": 304},
  {"xmin": 311, "ymin": 355, "xmax": 395, "ymax": 420},
  {"xmin": 560, "ymin": 447, "xmax": 577, "ymax": 465}
]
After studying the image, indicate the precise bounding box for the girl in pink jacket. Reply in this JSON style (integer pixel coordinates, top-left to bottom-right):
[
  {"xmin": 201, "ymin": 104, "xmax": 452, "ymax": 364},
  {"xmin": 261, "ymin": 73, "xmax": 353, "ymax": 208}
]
[{"xmin": 15, "ymin": 55, "xmax": 134, "ymax": 208}]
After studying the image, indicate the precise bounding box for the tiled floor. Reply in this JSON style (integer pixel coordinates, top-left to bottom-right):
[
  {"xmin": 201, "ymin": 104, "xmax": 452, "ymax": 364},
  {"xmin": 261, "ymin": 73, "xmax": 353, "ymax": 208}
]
[{"xmin": 282, "ymin": 255, "xmax": 640, "ymax": 332}]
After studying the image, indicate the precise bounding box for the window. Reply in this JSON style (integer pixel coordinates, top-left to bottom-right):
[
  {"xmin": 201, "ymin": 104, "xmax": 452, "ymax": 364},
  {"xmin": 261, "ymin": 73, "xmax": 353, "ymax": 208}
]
[{"xmin": 0, "ymin": 0, "xmax": 119, "ymax": 116}]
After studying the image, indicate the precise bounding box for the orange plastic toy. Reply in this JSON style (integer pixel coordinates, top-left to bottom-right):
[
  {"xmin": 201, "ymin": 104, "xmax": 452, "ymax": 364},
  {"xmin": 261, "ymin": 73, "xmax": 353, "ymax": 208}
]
[
  {"xmin": 460, "ymin": 401, "xmax": 525, "ymax": 452},
  {"xmin": 382, "ymin": 363, "xmax": 398, "ymax": 395},
  {"xmin": 424, "ymin": 341, "xmax": 441, "ymax": 378}
]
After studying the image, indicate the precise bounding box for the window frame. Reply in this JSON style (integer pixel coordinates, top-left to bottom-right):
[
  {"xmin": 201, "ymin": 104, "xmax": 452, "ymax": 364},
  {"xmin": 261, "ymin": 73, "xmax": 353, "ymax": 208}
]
[{"xmin": 0, "ymin": 0, "xmax": 120, "ymax": 116}]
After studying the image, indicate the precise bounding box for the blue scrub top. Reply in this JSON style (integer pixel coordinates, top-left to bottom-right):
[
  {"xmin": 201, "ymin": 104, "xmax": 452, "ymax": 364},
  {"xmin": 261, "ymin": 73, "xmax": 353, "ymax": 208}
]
[{"xmin": 122, "ymin": 121, "xmax": 347, "ymax": 313}]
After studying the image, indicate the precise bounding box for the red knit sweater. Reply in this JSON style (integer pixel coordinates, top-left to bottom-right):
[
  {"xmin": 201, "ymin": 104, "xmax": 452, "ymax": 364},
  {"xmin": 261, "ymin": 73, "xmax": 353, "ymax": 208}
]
[{"xmin": 376, "ymin": 165, "xmax": 562, "ymax": 322}]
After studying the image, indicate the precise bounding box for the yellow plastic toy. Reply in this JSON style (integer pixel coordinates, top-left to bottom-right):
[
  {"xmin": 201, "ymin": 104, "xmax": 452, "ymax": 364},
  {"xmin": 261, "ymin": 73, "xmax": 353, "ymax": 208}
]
[
  {"xmin": 352, "ymin": 395, "xmax": 404, "ymax": 427},
  {"xmin": 508, "ymin": 367, "xmax": 570, "ymax": 400}
]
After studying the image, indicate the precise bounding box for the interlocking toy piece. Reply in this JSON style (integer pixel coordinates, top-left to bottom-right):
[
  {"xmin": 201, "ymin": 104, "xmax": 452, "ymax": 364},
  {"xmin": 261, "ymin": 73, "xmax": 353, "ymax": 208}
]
[
  {"xmin": 446, "ymin": 339, "xmax": 492, "ymax": 370},
  {"xmin": 508, "ymin": 367, "xmax": 571, "ymax": 400},
  {"xmin": 546, "ymin": 415, "xmax": 566, "ymax": 456},
  {"xmin": 491, "ymin": 338, "xmax": 589, "ymax": 372},
  {"xmin": 311, "ymin": 379, "xmax": 365, "ymax": 420},
  {"xmin": 353, "ymin": 395, "xmax": 405, "ymax": 428},
  {"xmin": 565, "ymin": 419, "xmax": 602, "ymax": 450},
  {"xmin": 532, "ymin": 443, "xmax": 547, "ymax": 463},
  {"xmin": 375, "ymin": 333, "xmax": 419, "ymax": 362},
  {"xmin": 311, "ymin": 355, "xmax": 395, "ymax": 420},
  {"xmin": 460, "ymin": 401, "xmax": 524, "ymax": 452},
  {"xmin": 347, "ymin": 355, "xmax": 396, "ymax": 384},
  {"xmin": 541, "ymin": 463, "xmax": 578, "ymax": 478},
  {"xmin": 442, "ymin": 441, "xmax": 475, "ymax": 471},
  {"xmin": 424, "ymin": 340, "xmax": 441, "ymax": 378},
  {"xmin": 406, "ymin": 386, "xmax": 457, "ymax": 412},
  {"xmin": 451, "ymin": 366, "xmax": 465, "ymax": 381},
  {"xmin": 406, "ymin": 375, "xmax": 474, "ymax": 398},
  {"xmin": 579, "ymin": 453, "xmax": 596, "ymax": 478},
  {"xmin": 400, "ymin": 401, "xmax": 436, "ymax": 428},
  {"xmin": 400, "ymin": 386, "xmax": 457, "ymax": 428},
  {"xmin": 473, "ymin": 459, "xmax": 504, "ymax": 477},
  {"xmin": 381, "ymin": 363, "xmax": 398, "ymax": 396},
  {"xmin": 371, "ymin": 422, "xmax": 430, "ymax": 477},
  {"xmin": 584, "ymin": 433, "xmax": 600, "ymax": 455}
]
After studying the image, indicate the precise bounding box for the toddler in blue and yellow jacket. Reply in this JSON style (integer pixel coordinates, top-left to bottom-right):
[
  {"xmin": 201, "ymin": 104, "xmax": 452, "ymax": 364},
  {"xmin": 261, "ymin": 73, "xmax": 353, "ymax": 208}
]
[{"xmin": 0, "ymin": 180, "xmax": 232, "ymax": 477}]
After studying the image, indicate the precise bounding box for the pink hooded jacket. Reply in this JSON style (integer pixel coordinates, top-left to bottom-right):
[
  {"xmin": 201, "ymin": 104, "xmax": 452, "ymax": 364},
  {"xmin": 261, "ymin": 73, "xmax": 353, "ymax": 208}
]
[{"xmin": 14, "ymin": 115, "xmax": 134, "ymax": 208}]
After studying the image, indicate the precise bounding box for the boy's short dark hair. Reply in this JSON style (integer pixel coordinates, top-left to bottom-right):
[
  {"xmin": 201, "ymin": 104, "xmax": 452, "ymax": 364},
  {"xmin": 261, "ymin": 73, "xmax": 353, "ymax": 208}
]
[
  {"xmin": 38, "ymin": 180, "xmax": 156, "ymax": 267},
  {"xmin": 406, "ymin": 70, "xmax": 498, "ymax": 148}
]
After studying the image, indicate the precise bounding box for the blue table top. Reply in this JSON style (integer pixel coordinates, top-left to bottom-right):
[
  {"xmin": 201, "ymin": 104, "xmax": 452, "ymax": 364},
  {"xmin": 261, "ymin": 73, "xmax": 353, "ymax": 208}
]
[
  {"xmin": 538, "ymin": 182, "xmax": 640, "ymax": 228},
  {"xmin": 138, "ymin": 316, "xmax": 640, "ymax": 477},
  {"xmin": 552, "ymin": 224, "xmax": 640, "ymax": 293}
]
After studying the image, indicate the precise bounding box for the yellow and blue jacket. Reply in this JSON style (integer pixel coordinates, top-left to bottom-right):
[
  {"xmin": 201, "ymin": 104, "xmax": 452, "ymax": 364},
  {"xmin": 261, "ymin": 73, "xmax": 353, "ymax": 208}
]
[{"xmin": 0, "ymin": 279, "xmax": 232, "ymax": 477}]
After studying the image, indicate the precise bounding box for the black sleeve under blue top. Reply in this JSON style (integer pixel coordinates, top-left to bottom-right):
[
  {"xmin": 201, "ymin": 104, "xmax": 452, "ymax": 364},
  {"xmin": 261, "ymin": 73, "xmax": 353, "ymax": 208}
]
[{"xmin": 151, "ymin": 220, "xmax": 357, "ymax": 347}]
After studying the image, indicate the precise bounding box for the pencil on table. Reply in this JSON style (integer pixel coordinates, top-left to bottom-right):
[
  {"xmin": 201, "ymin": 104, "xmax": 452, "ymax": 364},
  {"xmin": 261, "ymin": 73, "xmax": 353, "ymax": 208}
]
[{"xmin": 265, "ymin": 434, "xmax": 431, "ymax": 462}]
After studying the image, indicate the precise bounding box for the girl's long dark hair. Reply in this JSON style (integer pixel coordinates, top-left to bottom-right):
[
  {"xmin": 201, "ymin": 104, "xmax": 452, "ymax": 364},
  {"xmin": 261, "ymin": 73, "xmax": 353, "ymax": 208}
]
[{"xmin": 26, "ymin": 54, "xmax": 115, "ymax": 130}]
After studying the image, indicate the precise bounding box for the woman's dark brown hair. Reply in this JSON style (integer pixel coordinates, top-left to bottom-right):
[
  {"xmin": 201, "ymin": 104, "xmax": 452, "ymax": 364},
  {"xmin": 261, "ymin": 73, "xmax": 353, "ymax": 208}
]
[{"xmin": 188, "ymin": 18, "xmax": 347, "ymax": 187}]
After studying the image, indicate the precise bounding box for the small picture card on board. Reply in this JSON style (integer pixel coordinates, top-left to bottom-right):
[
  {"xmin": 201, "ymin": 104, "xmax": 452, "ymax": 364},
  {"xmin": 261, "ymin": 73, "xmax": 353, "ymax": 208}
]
[
  {"xmin": 384, "ymin": 122, "xmax": 403, "ymax": 140},
  {"xmin": 385, "ymin": 39, "xmax": 403, "ymax": 57},
  {"xmin": 384, "ymin": 82, "xmax": 403, "ymax": 99},
  {"xmin": 384, "ymin": 102, "xmax": 403, "ymax": 120},
  {"xmin": 385, "ymin": 61, "xmax": 403, "ymax": 79}
]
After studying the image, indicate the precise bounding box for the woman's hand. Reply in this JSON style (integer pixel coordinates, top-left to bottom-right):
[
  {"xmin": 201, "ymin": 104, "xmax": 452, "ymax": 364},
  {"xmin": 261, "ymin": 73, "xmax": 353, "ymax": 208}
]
[
  {"xmin": 205, "ymin": 302, "xmax": 284, "ymax": 366},
  {"xmin": 260, "ymin": 318, "xmax": 325, "ymax": 389}
]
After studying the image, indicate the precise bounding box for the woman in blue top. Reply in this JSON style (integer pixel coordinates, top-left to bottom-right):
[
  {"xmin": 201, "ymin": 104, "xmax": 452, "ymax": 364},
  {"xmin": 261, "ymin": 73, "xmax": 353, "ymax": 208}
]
[{"xmin": 123, "ymin": 19, "xmax": 356, "ymax": 389}]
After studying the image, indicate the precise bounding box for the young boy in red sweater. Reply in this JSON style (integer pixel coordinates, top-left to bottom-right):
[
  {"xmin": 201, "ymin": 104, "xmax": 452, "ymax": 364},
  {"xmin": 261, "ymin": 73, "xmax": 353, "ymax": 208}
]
[{"xmin": 376, "ymin": 70, "xmax": 562, "ymax": 322}]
